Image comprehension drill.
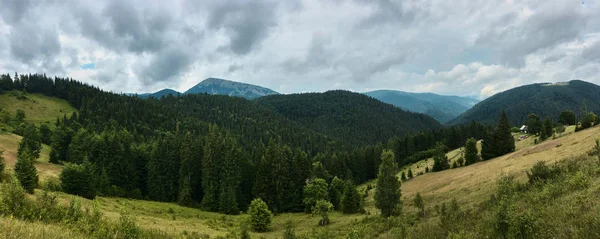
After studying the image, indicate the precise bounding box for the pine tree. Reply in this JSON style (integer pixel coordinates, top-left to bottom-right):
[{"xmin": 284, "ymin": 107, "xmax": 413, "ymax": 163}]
[
  {"xmin": 0, "ymin": 150, "xmax": 5, "ymax": 176},
  {"xmin": 60, "ymin": 162, "xmax": 95, "ymax": 199},
  {"xmin": 49, "ymin": 126, "xmax": 73, "ymax": 164},
  {"xmin": 218, "ymin": 135, "xmax": 242, "ymax": 215},
  {"xmin": 464, "ymin": 138, "xmax": 478, "ymax": 165},
  {"xmin": 374, "ymin": 150, "xmax": 401, "ymax": 217},
  {"xmin": 17, "ymin": 124, "xmax": 41, "ymax": 160},
  {"xmin": 201, "ymin": 125, "xmax": 222, "ymax": 211},
  {"xmin": 407, "ymin": 168, "xmax": 413, "ymax": 178},
  {"xmin": 413, "ymin": 192, "xmax": 425, "ymax": 217},
  {"xmin": 329, "ymin": 176, "xmax": 345, "ymax": 211},
  {"xmin": 15, "ymin": 151, "xmax": 38, "ymax": 194},
  {"xmin": 432, "ymin": 143, "xmax": 449, "ymax": 172},
  {"xmin": 482, "ymin": 111, "xmax": 515, "ymax": 160},
  {"xmin": 400, "ymin": 171, "xmax": 406, "ymax": 181},
  {"xmin": 67, "ymin": 129, "xmax": 93, "ymax": 164},
  {"xmin": 542, "ymin": 117, "xmax": 553, "ymax": 140},
  {"xmin": 178, "ymin": 133, "xmax": 196, "ymax": 207},
  {"xmin": 340, "ymin": 181, "xmax": 362, "ymax": 214}
]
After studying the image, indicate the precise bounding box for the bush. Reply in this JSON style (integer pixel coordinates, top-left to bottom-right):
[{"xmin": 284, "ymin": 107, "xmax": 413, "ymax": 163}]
[
  {"xmin": 312, "ymin": 200, "xmax": 333, "ymax": 226},
  {"xmin": 0, "ymin": 150, "xmax": 5, "ymax": 177},
  {"xmin": 0, "ymin": 176, "xmax": 27, "ymax": 217},
  {"xmin": 41, "ymin": 176, "xmax": 62, "ymax": 192},
  {"xmin": 248, "ymin": 198, "xmax": 272, "ymax": 232},
  {"xmin": 526, "ymin": 161, "xmax": 558, "ymax": 184},
  {"xmin": 283, "ymin": 220, "xmax": 297, "ymax": 239}
]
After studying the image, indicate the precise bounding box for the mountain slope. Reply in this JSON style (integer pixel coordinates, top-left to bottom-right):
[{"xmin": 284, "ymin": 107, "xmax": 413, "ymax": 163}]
[
  {"xmin": 184, "ymin": 78, "xmax": 279, "ymax": 99},
  {"xmin": 136, "ymin": 89, "xmax": 181, "ymax": 99},
  {"xmin": 256, "ymin": 90, "xmax": 442, "ymax": 146},
  {"xmin": 364, "ymin": 90, "xmax": 479, "ymax": 123},
  {"xmin": 449, "ymin": 80, "xmax": 600, "ymax": 126}
]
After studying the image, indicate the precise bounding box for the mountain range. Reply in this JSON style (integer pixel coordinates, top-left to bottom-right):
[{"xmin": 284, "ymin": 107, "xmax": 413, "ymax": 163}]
[
  {"xmin": 449, "ymin": 80, "xmax": 600, "ymax": 126},
  {"xmin": 363, "ymin": 90, "xmax": 479, "ymax": 123},
  {"xmin": 132, "ymin": 78, "xmax": 279, "ymax": 99}
]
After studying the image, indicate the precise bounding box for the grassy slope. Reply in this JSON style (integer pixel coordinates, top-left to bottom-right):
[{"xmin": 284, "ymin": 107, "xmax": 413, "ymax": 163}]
[
  {"xmin": 0, "ymin": 132, "xmax": 62, "ymax": 181},
  {"xmin": 0, "ymin": 91, "xmax": 76, "ymax": 126},
  {"xmin": 0, "ymin": 216, "xmax": 87, "ymax": 239}
]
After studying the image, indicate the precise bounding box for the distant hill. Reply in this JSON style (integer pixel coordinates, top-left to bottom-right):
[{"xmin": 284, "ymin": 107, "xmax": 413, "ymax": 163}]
[
  {"xmin": 364, "ymin": 90, "xmax": 479, "ymax": 123},
  {"xmin": 256, "ymin": 90, "xmax": 442, "ymax": 146},
  {"xmin": 135, "ymin": 89, "xmax": 181, "ymax": 99},
  {"xmin": 449, "ymin": 80, "xmax": 600, "ymax": 126},
  {"xmin": 184, "ymin": 78, "xmax": 279, "ymax": 99}
]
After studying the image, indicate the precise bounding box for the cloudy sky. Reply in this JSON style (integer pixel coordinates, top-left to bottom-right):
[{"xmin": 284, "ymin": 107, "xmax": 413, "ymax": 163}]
[{"xmin": 0, "ymin": 0, "xmax": 599, "ymax": 99}]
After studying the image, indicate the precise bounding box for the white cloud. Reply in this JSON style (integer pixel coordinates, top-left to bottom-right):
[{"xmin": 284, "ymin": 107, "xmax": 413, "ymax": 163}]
[{"xmin": 0, "ymin": 0, "xmax": 599, "ymax": 97}]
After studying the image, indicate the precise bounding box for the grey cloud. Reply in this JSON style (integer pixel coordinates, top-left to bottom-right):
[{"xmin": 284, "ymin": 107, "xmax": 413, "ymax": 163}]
[
  {"xmin": 208, "ymin": 1, "xmax": 279, "ymax": 55},
  {"xmin": 477, "ymin": 5, "xmax": 587, "ymax": 67},
  {"xmin": 141, "ymin": 48, "xmax": 193, "ymax": 83},
  {"xmin": 8, "ymin": 19, "xmax": 61, "ymax": 64},
  {"xmin": 0, "ymin": 0, "xmax": 32, "ymax": 24},
  {"xmin": 356, "ymin": 0, "xmax": 417, "ymax": 28},
  {"xmin": 283, "ymin": 35, "xmax": 332, "ymax": 73},
  {"xmin": 582, "ymin": 41, "xmax": 600, "ymax": 62}
]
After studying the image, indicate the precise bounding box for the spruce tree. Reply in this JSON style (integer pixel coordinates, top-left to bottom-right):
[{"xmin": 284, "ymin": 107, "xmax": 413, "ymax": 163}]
[
  {"xmin": 329, "ymin": 176, "xmax": 345, "ymax": 210},
  {"xmin": 0, "ymin": 150, "xmax": 5, "ymax": 176},
  {"xmin": 543, "ymin": 117, "xmax": 554, "ymax": 140},
  {"xmin": 201, "ymin": 125, "xmax": 222, "ymax": 211},
  {"xmin": 17, "ymin": 124, "xmax": 41, "ymax": 160},
  {"xmin": 218, "ymin": 135, "xmax": 242, "ymax": 215},
  {"xmin": 407, "ymin": 168, "xmax": 413, "ymax": 178},
  {"xmin": 432, "ymin": 143, "xmax": 449, "ymax": 172},
  {"xmin": 464, "ymin": 138, "xmax": 478, "ymax": 165},
  {"xmin": 400, "ymin": 171, "xmax": 406, "ymax": 181},
  {"xmin": 340, "ymin": 181, "xmax": 362, "ymax": 214},
  {"xmin": 60, "ymin": 162, "xmax": 95, "ymax": 199},
  {"xmin": 495, "ymin": 110, "xmax": 515, "ymax": 155},
  {"xmin": 374, "ymin": 150, "xmax": 401, "ymax": 217},
  {"xmin": 14, "ymin": 151, "xmax": 38, "ymax": 194},
  {"xmin": 413, "ymin": 192, "xmax": 425, "ymax": 217}
]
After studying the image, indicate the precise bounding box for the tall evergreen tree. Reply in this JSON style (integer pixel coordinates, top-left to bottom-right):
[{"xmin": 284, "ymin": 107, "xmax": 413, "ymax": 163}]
[
  {"xmin": 495, "ymin": 110, "xmax": 515, "ymax": 155},
  {"xmin": 49, "ymin": 126, "xmax": 73, "ymax": 164},
  {"xmin": 340, "ymin": 180, "xmax": 362, "ymax": 214},
  {"xmin": 0, "ymin": 150, "xmax": 5, "ymax": 176},
  {"xmin": 374, "ymin": 150, "xmax": 401, "ymax": 217},
  {"xmin": 541, "ymin": 117, "xmax": 553, "ymax": 141},
  {"xmin": 432, "ymin": 143, "xmax": 449, "ymax": 172},
  {"xmin": 329, "ymin": 176, "xmax": 345, "ymax": 210},
  {"xmin": 201, "ymin": 125, "xmax": 222, "ymax": 211},
  {"xmin": 17, "ymin": 124, "xmax": 41, "ymax": 160},
  {"xmin": 482, "ymin": 111, "xmax": 515, "ymax": 160},
  {"xmin": 218, "ymin": 134, "xmax": 242, "ymax": 214},
  {"xmin": 14, "ymin": 151, "xmax": 38, "ymax": 194},
  {"xmin": 60, "ymin": 162, "xmax": 95, "ymax": 199},
  {"xmin": 464, "ymin": 138, "xmax": 479, "ymax": 166},
  {"xmin": 67, "ymin": 128, "xmax": 93, "ymax": 164}
]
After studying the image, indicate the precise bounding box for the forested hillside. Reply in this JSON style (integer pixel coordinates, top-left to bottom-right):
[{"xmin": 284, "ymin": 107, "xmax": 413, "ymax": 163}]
[
  {"xmin": 256, "ymin": 90, "xmax": 442, "ymax": 146},
  {"xmin": 364, "ymin": 90, "xmax": 479, "ymax": 123},
  {"xmin": 0, "ymin": 73, "xmax": 490, "ymax": 215},
  {"xmin": 450, "ymin": 80, "xmax": 600, "ymax": 126}
]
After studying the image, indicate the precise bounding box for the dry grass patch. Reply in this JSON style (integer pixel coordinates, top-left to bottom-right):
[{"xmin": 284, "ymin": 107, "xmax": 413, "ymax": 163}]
[{"xmin": 0, "ymin": 132, "xmax": 61, "ymax": 181}]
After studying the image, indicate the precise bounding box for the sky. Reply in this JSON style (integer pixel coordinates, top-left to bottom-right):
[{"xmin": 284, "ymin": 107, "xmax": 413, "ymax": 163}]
[{"xmin": 0, "ymin": 0, "xmax": 599, "ymax": 99}]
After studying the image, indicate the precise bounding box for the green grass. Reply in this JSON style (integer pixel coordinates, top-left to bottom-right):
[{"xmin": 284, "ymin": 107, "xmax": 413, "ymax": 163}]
[
  {"xmin": 0, "ymin": 216, "xmax": 87, "ymax": 239},
  {"xmin": 0, "ymin": 132, "xmax": 61, "ymax": 181},
  {"xmin": 0, "ymin": 91, "xmax": 76, "ymax": 126}
]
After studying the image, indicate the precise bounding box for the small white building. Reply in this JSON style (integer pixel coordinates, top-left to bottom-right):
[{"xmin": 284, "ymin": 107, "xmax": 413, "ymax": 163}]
[{"xmin": 520, "ymin": 125, "xmax": 528, "ymax": 133}]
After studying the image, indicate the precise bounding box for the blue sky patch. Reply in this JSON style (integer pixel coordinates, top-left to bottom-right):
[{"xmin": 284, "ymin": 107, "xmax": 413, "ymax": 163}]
[{"xmin": 80, "ymin": 63, "xmax": 95, "ymax": 70}]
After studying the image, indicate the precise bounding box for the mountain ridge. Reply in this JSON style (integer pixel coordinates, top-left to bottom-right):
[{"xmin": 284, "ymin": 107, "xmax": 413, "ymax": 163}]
[
  {"xmin": 449, "ymin": 80, "xmax": 600, "ymax": 126},
  {"xmin": 363, "ymin": 90, "xmax": 479, "ymax": 123}
]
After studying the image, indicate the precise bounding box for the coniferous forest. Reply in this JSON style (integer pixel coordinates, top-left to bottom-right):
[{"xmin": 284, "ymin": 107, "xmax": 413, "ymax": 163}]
[{"xmin": 0, "ymin": 73, "xmax": 490, "ymax": 213}]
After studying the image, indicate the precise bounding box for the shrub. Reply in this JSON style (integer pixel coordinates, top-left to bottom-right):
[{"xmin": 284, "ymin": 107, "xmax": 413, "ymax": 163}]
[
  {"xmin": 0, "ymin": 176, "xmax": 27, "ymax": 217},
  {"xmin": 118, "ymin": 212, "xmax": 141, "ymax": 239},
  {"xmin": 526, "ymin": 161, "xmax": 557, "ymax": 184},
  {"xmin": 0, "ymin": 150, "xmax": 5, "ymax": 177},
  {"xmin": 40, "ymin": 176, "xmax": 62, "ymax": 192},
  {"xmin": 248, "ymin": 198, "xmax": 272, "ymax": 232},
  {"xmin": 283, "ymin": 220, "xmax": 297, "ymax": 239},
  {"xmin": 312, "ymin": 200, "xmax": 333, "ymax": 226},
  {"xmin": 341, "ymin": 181, "xmax": 363, "ymax": 214}
]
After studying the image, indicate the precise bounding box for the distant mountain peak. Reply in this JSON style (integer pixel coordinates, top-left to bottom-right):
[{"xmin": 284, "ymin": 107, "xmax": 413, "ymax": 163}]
[{"xmin": 184, "ymin": 78, "xmax": 279, "ymax": 99}]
